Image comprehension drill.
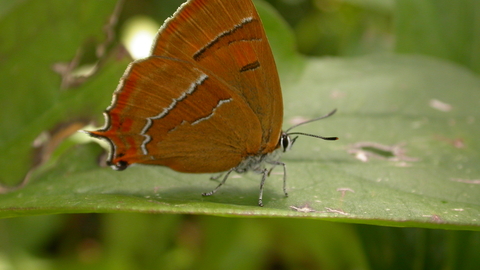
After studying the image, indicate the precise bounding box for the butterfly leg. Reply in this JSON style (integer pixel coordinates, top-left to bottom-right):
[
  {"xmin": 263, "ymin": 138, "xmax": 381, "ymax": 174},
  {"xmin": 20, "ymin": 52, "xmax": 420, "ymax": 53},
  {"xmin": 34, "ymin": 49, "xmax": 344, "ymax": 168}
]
[
  {"xmin": 258, "ymin": 168, "xmax": 269, "ymax": 207},
  {"xmin": 202, "ymin": 168, "xmax": 234, "ymax": 197},
  {"xmin": 267, "ymin": 161, "xmax": 288, "ymax": 197}
]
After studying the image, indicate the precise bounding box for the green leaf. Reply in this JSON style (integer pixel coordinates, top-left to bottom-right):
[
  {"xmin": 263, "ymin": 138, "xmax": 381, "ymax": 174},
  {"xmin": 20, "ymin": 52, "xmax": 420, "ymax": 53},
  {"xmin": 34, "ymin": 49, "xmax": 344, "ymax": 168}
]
[
  {"xmin": 1, "ymin": 0, "xmax": 479, "ymax": 230},
  {"xmin": 395, "ymin": 0, "xmax": 480, "ymax": 73}
]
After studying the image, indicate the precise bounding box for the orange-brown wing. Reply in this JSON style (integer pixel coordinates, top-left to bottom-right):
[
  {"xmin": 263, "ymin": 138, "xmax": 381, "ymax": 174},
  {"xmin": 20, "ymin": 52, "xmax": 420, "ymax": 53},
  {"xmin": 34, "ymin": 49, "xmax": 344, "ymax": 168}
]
[
  {"xmin": 151, "ymin": 0, "xmax": 283, "ymax": 153},
  {"xmin": 89, "ymin": 57, "xmax": 263, "ymax": 172}
]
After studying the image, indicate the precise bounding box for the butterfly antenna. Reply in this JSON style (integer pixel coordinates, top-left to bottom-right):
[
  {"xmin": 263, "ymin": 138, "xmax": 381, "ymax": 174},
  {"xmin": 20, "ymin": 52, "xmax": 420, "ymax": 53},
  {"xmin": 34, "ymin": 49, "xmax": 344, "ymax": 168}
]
[{"xmin": 285, "ymin": 109, "xmax": 338, "ymax": 141}]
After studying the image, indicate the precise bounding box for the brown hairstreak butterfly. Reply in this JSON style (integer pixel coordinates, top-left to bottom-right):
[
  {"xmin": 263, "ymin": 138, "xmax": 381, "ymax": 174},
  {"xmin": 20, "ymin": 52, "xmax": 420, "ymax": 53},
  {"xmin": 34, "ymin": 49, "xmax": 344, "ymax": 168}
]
[{"xmin": 86, "ymin": 0, "xmax": 337, "ymax": 206}]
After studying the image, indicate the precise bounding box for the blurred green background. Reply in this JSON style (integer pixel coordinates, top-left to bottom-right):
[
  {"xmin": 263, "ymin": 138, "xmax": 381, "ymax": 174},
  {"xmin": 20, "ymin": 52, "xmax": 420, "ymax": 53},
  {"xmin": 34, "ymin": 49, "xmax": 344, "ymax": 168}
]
[{"xmin": 1, "ymin": 0, "xmax": 479, "ymax": 269}]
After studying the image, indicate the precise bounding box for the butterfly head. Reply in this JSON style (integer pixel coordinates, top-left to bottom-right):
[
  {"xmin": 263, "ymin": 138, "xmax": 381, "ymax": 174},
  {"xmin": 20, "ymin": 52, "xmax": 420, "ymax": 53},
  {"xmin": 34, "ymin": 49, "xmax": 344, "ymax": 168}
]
[
  {"xmin": 280, "ymin": 109, "xmax": 339, "ymax": 153},
  {"xmin": 280, "ymin": 133, "xmax": 298, "ymax": 153}
]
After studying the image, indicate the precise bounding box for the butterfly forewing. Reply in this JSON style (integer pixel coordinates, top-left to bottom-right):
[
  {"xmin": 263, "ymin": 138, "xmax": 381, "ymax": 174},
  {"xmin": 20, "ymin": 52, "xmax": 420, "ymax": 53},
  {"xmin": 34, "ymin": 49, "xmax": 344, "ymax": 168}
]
[{"xmin": 153, "ymin": 0, "xmax": 283, "ymax": 152}]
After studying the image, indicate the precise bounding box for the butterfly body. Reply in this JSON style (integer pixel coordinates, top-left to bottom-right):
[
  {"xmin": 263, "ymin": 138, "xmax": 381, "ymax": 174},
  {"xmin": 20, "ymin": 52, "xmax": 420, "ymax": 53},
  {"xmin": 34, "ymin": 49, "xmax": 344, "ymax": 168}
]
[{"xmin": 86, "ymin": 0, "xmax": 337, "ymax": 206}]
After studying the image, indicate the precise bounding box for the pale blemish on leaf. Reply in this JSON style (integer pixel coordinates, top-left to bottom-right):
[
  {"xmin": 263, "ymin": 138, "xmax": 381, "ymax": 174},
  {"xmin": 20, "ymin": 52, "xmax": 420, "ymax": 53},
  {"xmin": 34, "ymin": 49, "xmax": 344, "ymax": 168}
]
[
  {"xmin": 348, "ymin": 142, "xmax": 419, "ymax": 162},
  {"xmin": 423, "ymin": 214, "xmax": 444, "ymax": 223},
  {"xmin": 290, "ymin": 204, "xmax": 317, "ymax": 213},
  {"xmin": 325, "ymin": 207, "xmax": 349, "ymax": 216},
  {"xmin": 337, "ymin": 188, "xmax": 354, "ymax": 199},
  {"xmin": 429, "ymin": 99, "xmax": 452, "ymax": 112},
  {"xmin": 451, "ymin": 178, "xmax": 480, "ymax": 184}
]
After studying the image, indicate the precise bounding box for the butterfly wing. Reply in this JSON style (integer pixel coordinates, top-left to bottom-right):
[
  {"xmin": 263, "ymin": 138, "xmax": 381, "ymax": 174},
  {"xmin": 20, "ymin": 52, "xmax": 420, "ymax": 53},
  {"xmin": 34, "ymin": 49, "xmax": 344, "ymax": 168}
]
[{"xmin": 89, "ymin": 0, "xmax": 282, "ymax": 172}]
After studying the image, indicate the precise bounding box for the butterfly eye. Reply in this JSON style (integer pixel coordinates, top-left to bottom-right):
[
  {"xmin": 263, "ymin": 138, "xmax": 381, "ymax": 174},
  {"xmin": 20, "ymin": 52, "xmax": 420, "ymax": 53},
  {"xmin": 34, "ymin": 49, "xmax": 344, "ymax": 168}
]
[{"xmin": 281, "ymin": 134, "xmax": 298, "ymax": 152}]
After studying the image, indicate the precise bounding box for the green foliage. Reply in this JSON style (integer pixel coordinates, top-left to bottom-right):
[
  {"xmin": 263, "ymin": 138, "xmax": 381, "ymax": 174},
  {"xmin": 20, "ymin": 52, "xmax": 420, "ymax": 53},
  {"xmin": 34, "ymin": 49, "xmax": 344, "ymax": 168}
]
[
  {"xmin": 395, "ymin": 0, "xmax": 480, "ymax": 73},
  {"xmin": 0, "ymin": 0, "xmax": 479, "ymax": 269}
]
